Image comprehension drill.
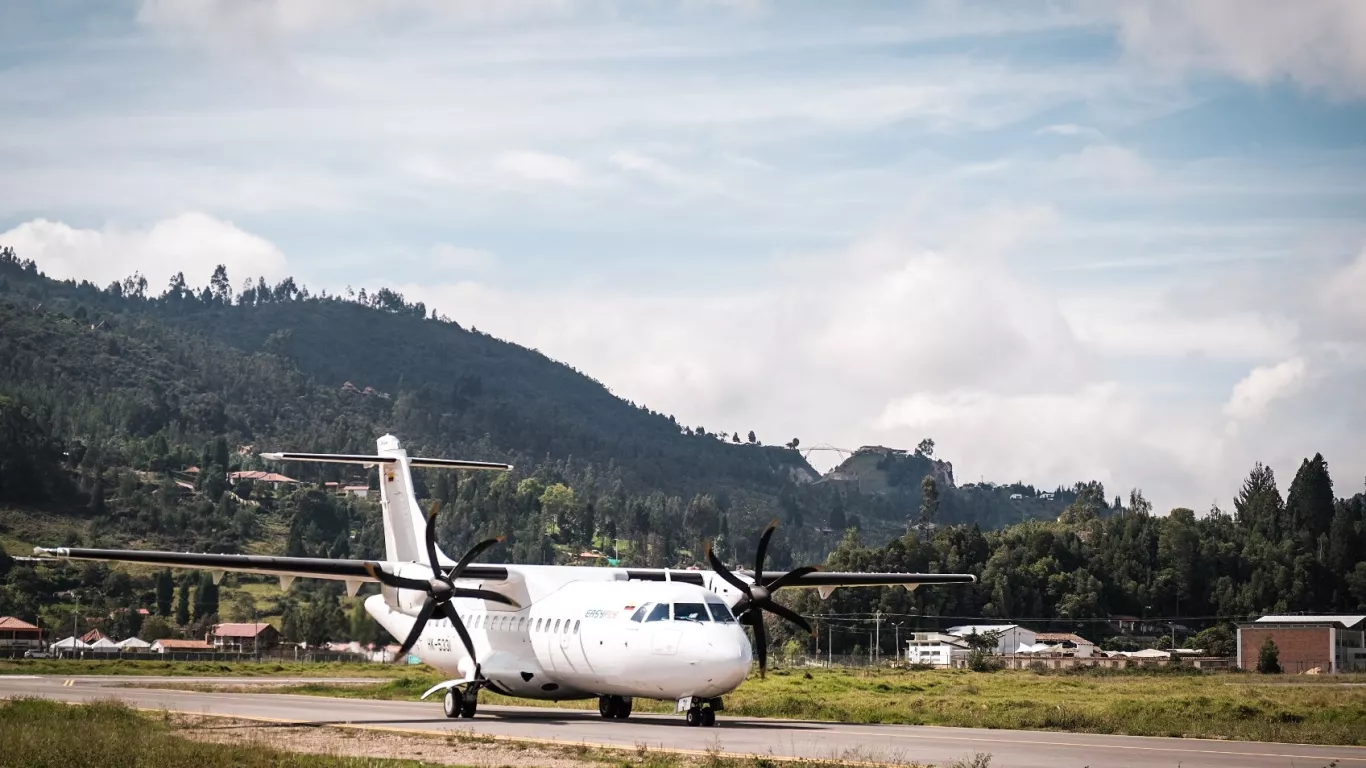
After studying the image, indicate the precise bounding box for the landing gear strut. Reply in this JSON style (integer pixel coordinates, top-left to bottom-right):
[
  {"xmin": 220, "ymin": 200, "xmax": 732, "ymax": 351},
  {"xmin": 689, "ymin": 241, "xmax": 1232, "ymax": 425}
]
[
  {"xmin": 681, "ymin": 697, "xmax": 721, "ymax": 727},
  {"xmin": 443, "ymin": 685, "xmax": 480, "ymax": 719},
  {"xmin": 598, "ymin": 695, "xmax": 633, "ymax": 720}
]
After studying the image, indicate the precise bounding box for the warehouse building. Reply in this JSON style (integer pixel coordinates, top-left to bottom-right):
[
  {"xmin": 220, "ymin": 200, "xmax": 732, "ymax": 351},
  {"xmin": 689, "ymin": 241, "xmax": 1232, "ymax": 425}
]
[{"xmin": 1237, "ymin": 615, "xmax": 1366, "ymax": 674}]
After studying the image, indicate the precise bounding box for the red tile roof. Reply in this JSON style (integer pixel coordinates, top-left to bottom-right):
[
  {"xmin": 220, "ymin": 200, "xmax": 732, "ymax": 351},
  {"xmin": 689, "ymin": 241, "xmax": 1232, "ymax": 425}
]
[
  {"xmin": 1035, "ymin": 632, "xmax": 1093, "ymax": 645},
  {"xmin": 213, "ymin": 622, "xmax": 274, "ymax": 638},
  {"xmin": 229, "ymin": 471, "xmax": 298, "ymax": 483},
  {"xmin": 0, "ymin": 616, "xmax": 41, "ymax": 632}
]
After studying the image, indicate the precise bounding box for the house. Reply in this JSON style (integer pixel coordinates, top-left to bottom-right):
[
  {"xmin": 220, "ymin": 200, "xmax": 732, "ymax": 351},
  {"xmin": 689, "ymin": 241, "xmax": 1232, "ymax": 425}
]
[
  {"xmin": 946, "ymin": 624, "xmax": 1037, "ymax": 655},
  {"xmin": 342, "ymin": 484, "xmax": 371, "ymax": 499},
  {"xmin": 150, "ymin": 638, "xmax": 214, "ymax": 653},
  {"xmin": 0, "ymin": 616, "xmax": 44, "ymax": 652},
  {"xmin": 229, "ymin": 471, "xmax": 299, "ymax": 486},
  {"xmin": 905, "ymin": 632, "xmax": 970, "ymax": 666},
  {"xmin": 1033, "ymin": 632, "xmax": 1096, "ymax": 658},
  {"xmin": 50, "ymin": 637, "xmax": 91, "ymax": 655},
  {"xmin": 116, "ymin": 637, "xmax": 152, "ymax": 651},
  {"xmin": 211, "ymin": 622, "xmax": 279, "ymax": 653},
  {"xmin": 1237, "ymin": 615, "xmax": 1366, "ymax": 674},
  {"xmin": 80, "ymin": 628, "xmax": 108, "ymax": 644}
]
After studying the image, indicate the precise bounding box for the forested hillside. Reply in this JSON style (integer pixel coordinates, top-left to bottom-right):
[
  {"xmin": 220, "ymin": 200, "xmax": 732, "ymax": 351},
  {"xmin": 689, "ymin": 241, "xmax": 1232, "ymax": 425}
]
[{"xmin": 2, "ymin": 246, "xmax": 1362, "ymax": 655}]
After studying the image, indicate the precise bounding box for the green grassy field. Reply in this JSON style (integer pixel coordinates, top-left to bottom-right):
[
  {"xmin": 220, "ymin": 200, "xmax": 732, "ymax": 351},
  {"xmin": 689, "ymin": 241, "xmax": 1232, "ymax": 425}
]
[
  {"xmin": 0, "ymin": 698, "xmax": 447, "ymax": 768},
  {"xmin": 0, "ymin": 658, "xmax": 407, "ymax": 677},
  {"xmin": 196, "ymin": 666, "xmax": 1366, "ymax": 747},
  {"xmin": 0, "ymin": 698, "xmax": 940, "ymax": 768}
]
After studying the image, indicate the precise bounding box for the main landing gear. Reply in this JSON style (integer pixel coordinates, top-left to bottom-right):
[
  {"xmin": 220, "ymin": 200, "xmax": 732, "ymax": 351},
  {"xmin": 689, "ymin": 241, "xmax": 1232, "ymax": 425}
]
[
  {"xmin": 680, "ymin": 696, "xmax": 721, "ymax": 727},
  {"xmin": 443, "ymin": 685, "xmax": 479, "ymax": 719},
  {"xmin": 598, "ymin": 695, "xmax": 633, "ymax": 720}
]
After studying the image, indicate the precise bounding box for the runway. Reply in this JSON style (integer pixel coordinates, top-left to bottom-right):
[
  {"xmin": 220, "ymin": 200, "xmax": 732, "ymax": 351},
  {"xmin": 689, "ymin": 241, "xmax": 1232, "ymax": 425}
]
[{"xmin": 3, "ymin": 675, "xmax": 1364, "ymax": 768}]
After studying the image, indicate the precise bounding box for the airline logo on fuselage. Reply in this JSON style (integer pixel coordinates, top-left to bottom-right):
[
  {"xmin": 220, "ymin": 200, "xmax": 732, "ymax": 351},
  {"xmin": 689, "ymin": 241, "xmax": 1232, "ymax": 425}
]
[{"xmin": 584, "ymin": 606, "xmax": 632, "ymax": 619}]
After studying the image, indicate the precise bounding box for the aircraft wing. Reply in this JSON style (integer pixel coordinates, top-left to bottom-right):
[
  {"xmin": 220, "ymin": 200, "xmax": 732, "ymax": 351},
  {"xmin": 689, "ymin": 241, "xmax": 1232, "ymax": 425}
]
[
  {"xmin": 624, "ymin": 567, "xmax": 974, "ymax": 589},
  {"xmin": 28, "ymin": 546, "xmax": 509, "ymax": 590}
]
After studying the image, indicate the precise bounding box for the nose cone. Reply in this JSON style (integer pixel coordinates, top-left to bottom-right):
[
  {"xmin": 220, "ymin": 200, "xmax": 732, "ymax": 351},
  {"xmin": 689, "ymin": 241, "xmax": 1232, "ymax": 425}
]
[{"xmin": 685, "ymin": 626, "xmax": 751, "ymax": 694}]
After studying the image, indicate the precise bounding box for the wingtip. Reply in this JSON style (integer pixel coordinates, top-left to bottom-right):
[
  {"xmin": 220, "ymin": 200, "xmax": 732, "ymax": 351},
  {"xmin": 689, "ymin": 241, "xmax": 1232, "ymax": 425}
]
[{"xmin": 260, "ymin": 452, "xmax": 284, "ymax": 461}]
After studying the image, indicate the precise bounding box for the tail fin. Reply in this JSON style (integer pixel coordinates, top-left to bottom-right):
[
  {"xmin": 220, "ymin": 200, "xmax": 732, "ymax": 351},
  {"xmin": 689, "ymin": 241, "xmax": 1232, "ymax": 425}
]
[{"xmin": 262, "ymin": 434, "xmax": 512, "ymax": 564}]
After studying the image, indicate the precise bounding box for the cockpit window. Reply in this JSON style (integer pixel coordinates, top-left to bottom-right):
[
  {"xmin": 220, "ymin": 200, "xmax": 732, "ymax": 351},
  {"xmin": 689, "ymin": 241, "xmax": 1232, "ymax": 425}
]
[
  {"xmin": 645, "ymin": 603, "xmax": 670, "ymax": 622},
  {"xmin": 706, "ymin": 600, "xmax": 736, "ymax": 623},
  {"xmin": 630, "ymin": 604, "xmax": 649, "ymax": 623},
  {"xmin": 673, "ymin": 603, "xmax": 710, "ymax": 622}
]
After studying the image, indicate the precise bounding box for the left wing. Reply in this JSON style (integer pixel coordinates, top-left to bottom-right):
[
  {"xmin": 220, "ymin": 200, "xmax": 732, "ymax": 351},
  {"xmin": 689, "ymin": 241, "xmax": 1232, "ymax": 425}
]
[{"xmin": 29, "ymin": 547, "xmax": 508, "ymax": 592}]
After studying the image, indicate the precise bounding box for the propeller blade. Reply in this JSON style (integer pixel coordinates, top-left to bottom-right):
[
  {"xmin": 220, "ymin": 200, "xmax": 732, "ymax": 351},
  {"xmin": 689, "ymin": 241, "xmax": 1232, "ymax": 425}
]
[
  {"xmin": 424, "ymin": 500, "xmax": 443, "ymax": 579},
  {"xmin": 393, "ymin": 597, "xmax": 437, "ymax": 663},
  {"xmin": 706, "ymin": 542, "xmax": 752, "ymax": 595},
  {"xmin": 364, "ymin": 562, "xmax": 430, "ymax": 592},
  {"xmin": 753, "ymin": 519, "xmax": 778, "ymax": 586},
  {"xmin": 451, "ymin": 536, "xmax": 505, "ymax": 578},
  {"xmin": 765, "ymin": 601, "xmax": 815, "ymax": 636},
  {"xmin": 436, "ymin": 601, "xmax": 477, "ymax": 662},
  {"xmin": 451, "ymin": 588, "xmax": 521, "ymax": 608},
  {"xmin": 753, "ymin": 613, "xmax": 768, "ymax": 679},
  {"xmin": 762, "ymin": 565, "xmax": 822, "ymax": 593}
]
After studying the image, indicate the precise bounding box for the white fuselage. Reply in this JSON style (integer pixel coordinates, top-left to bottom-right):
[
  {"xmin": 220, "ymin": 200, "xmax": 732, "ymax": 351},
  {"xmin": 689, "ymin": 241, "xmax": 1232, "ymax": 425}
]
[{"xmin": 366, "ymin": 565, "xmax": 753, "ymax": 702}]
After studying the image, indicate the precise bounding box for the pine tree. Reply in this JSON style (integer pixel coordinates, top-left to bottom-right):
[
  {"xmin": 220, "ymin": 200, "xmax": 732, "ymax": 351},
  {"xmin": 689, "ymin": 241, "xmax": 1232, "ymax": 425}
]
[
  {"xmin": 1286, "ymin": 453, "xmax": 1335, "ymax": 544},
  {"xmin": 175, "ymin": 582, "xmax": 190, "ymax": 626},
  {"xmin": 156, "ymin": 570, "xmax": 174, "ymax": 616},
  {"xmin": 1257, "ymin": 636, "xmax": 1281, "ymax": 674}
]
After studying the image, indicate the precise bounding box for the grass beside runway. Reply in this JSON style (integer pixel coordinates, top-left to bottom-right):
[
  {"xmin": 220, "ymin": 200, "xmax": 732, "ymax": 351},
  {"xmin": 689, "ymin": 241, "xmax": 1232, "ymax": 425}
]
[
  {"xmin": 0, "ymin": 658, "xmax": 404, "ymax": 677},
  {"xmin": 0, "ymin": 698, "xmax": 954, "ymax": 767},
  {"xmin": 165, "ymin": 666, "xmax": 1366, "ymax": 747},
  {"xmin": 0, "ymin": 698, "xmax": 446, "ymax": 768}
]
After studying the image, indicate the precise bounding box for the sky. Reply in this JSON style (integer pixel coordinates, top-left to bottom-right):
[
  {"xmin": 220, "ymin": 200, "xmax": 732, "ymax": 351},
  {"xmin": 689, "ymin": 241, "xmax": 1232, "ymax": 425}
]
[{"xmin": 2, "ymin": 0, "xmax": 1365, "ymax": 514}]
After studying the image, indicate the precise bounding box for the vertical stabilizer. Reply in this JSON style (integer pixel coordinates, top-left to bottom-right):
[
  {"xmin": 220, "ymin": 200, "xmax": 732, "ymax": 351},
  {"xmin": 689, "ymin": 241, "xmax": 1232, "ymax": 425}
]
[{"xmin": 375, "ymin": 434, "xmax": 440, "ymax": 564}]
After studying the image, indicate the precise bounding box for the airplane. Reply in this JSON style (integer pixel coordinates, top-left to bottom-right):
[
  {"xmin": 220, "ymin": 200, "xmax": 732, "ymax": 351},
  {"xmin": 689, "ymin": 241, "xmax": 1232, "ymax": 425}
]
[{"xmin": 33, "ymin": 434, "xmax": 975, "ymax": 727}]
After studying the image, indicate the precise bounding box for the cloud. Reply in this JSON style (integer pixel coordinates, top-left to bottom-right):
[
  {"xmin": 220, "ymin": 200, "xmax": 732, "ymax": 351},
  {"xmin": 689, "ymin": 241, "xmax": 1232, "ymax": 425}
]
[
  {"xmin": 1054, "ymin": 144, "xmax": 1155, "ymax": 185},
  {"xmin": 1322, "ymin": 247, "xmax": 1366, "ymax": 329},
  {"xmin": 1037, "ymin": 123, "xmax": 1106, "ymax": 140},
  {"xmin": 1223, "ymin": 357, "xmax": 1308, "ymax": 422},
  {"xmin": 0, "ymin": 213, "xmax": 289, "ymax": 290},
  {"xmin": 1111, "ymin": 0, "xmax": 1366, "ymax": 99},
  {"xmin": 495, "ymin": 151, "xmax": 589, "ymax": 187},
  {"xmin": 431, "ymin": 244, "xmax": 495, "ymax": 271},
  {"xmin": 608, "ymin": 150, "xmax": 716, "ymax": 195},
  {"xmin": 1060, "ymin": 296, "xmax": 1298, "ymax": 360}
]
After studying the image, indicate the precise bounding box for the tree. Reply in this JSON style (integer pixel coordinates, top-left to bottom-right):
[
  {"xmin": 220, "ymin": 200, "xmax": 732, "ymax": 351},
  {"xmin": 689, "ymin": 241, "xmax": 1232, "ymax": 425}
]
[
  {"xmin": 349, "ymin": 599, "xmax": 378, "ymax": 646},
  {"xmin": 209, "ymin": 264, "xmax": 232, "ymax": 305},
  {"xmin": 193, "ymin": 571, "xmax": 219, "ymax": 622},
  {"xmin": 731, "ymin": 433, "xmax": 740, "ymax": 444},
  {"xmin": 175, "ymin": 582, "xmax": 190, "ymax": 626},
  {"xmin": 138, "ymin": 615, "xmax": 175, "ymax": 642},
  {"xmin": 1286, "ymin": 453, "xmax": 1335, "ymax": 543},
  {"xmin": 787, "ymin": 438, "xmax": 800, "ymax": 450},
  {"xmin": 917, "ymin": 476, "xmax": 939, "ymax": 534},
  {"xmin": 155, "ymin": 570, "xmax": 174, "ymax": 616},
  {"xmin": 1191, "ymin": 625, "xmax": 1235, "ymax": 657},
  {"xmin": 1257, "ymin": 636, "xmax": 1281, "ymax": 673},
  {"xmin": 747, "ymin": 431, "xmax": 756, "ymax": 444},
  {"xmin": 915, "ymin": 438, "xmax": 935, "ymax": 459}
]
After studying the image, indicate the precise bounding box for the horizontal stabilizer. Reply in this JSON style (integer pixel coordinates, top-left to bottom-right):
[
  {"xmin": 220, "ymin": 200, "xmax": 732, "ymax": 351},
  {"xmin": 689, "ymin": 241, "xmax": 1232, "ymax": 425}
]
[{"xmin": 262, "ymin": 451, "xmax": 512, "ymax": 471}]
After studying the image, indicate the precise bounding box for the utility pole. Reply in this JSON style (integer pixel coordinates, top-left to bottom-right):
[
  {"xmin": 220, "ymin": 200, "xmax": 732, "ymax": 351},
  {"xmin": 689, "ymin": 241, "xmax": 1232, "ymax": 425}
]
[
  {"xmin": 827, "ymin": 622, "xmax": 832, "ymax": 667},
  {"xmin": 874, "ymin": 610, "xmax": 883, "ymax": 664},
  {"xmin": 894, "ymin": 622, "xmax": 902, "ymax": 662}
]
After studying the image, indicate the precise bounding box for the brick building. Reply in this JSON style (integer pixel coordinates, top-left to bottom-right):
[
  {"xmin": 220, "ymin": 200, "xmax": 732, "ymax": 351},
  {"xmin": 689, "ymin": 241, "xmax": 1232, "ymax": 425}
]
[
  {"xmin": 0, "ymin": 616, "xmax": 44, "ymax": 653},
  {"xmin": 1237, "ymin": 615, "xmax": 1366, "ymax": 674},
  {"xmin": 210, "ymin": 622, "xmax": 279, "ymax": 653}
]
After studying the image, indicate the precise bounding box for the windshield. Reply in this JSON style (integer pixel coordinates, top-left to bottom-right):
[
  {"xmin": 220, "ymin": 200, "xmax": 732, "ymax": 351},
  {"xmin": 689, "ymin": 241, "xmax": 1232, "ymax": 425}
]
[
  {"xmin": 645, "ymin": 603, "xmax": 670, "ymax": 622},
  {"xmin": 706, "ymin": 600, "xmax": 736, "ymax": 623},
  {"xmin": 673, "ymin": 603, "xmax": 710, "ymax": 622}
]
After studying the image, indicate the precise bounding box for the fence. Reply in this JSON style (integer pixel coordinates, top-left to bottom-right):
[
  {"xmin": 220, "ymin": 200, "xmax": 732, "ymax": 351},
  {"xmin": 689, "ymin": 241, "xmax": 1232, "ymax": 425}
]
[
  {"xmin": 4, "ymin": 648, "xmax": 378, "ymax": 663},
  {"xmin": 757, "ymin": 651, "xmax": 1239, "ymax": 672}
]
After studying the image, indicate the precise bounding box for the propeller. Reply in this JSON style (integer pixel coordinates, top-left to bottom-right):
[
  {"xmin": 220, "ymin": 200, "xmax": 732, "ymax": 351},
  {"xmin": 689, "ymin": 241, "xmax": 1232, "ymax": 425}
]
[
  {"xmin": 364, "ymin": 500, "xmax": 518, "ymax": 667},
  {"xmin": 706, "ymin": 519, "xmax": 821, "ymax": 678}
]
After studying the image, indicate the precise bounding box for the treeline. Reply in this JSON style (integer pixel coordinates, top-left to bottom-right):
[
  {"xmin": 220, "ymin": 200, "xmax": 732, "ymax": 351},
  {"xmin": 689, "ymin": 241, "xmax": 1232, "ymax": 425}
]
[{"xmin": 787, "ymin": 457, "xmax": 1366, "ymax": 655}]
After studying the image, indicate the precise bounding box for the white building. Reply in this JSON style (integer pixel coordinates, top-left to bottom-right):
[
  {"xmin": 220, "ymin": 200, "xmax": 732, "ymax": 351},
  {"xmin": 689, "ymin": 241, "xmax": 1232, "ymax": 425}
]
[
  {"xmin": 905, "ymin": 632, "xmax": 970, "ymax": 666},
  {"xmin": 946, "ymin": 624, "xmax": 1037, "ymax": 655},
  {"xmin": 1032, "ymin": 632, "xmax": 1096, "ymax": 657}
]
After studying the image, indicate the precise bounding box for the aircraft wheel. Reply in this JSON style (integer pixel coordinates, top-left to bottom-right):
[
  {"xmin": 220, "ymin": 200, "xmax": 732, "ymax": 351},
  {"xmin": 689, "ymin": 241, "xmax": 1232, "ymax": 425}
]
[
  {"xmin": 598, "ymin": 696, "xmax": 613, "ymax": 719},
  {"xmin": 442, "ymin": 689, "xmax": 460, "ymax": 719},
  {"xmin": 460, "ymin": 694, "xmax": 478, "ymax": 718},
  {"xmin": 614, "ymin": 697, "xmax": 632, "ymax": 720},
  {"xmin": 685, "ymin": 708, "xmax": 701, "ymax": 727},
  {"xmin": 701, "ymin": 707, "xmax": 716, "ymax": 727}
]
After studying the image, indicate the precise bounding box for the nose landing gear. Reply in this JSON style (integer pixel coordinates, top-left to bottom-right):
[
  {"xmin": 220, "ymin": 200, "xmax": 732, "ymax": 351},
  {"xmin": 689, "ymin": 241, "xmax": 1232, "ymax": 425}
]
[
  {"xmin": 443, "ymin": 685, "xmax": 480, "ymax": 718},
  {"xmin": 598, "ymin": 695, "xmax": 633, "ymax": 720},
  {"xmin": 680, "ymin": 696, "xmax": 721, "ymax": 727}
]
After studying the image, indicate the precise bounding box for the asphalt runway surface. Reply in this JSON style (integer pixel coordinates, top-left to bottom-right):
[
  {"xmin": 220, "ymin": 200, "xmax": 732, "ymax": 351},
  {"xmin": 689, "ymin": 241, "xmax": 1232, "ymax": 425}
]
[{"xmin": 3, "ymin": 675, "xmax": 1364, "ymax": 768}]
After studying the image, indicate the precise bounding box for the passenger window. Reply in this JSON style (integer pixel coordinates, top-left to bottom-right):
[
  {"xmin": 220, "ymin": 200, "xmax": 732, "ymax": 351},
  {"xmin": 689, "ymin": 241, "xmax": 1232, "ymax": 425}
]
[
  {"xmin": 535, "ymin": 618, "xmax": 542, "ymax": 631},
  {"xmin": 518, "ymin": 617, "xmax": 526, "ymax": 631},
  {"xmin": 706, "ymin": 601, "xmax": 736, "ymax": 623},
  {"xmin": 573, "ymin": 620, "xmax": 580, "ymax": 634},
  {"xmin": 645, "ymin": 604, "xmax": 670, "ymax": 622},
  {"xmin": 554, "ymin": 619, "xmax": 561, "ymax": 632},
  {"xmin": 630, "ymin": 604, "xmax": 649, "ymax": 622},
  {"xmin": 673, "ymin": 603, "xmax": 710, "ymax": 622}
]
